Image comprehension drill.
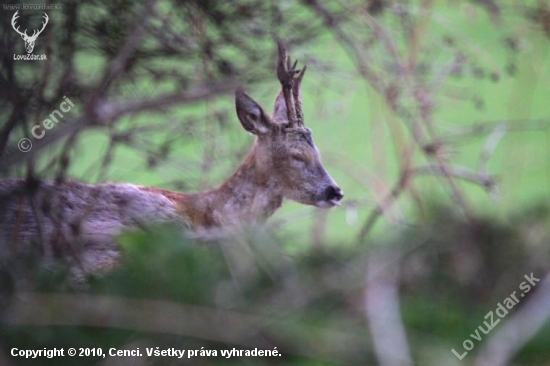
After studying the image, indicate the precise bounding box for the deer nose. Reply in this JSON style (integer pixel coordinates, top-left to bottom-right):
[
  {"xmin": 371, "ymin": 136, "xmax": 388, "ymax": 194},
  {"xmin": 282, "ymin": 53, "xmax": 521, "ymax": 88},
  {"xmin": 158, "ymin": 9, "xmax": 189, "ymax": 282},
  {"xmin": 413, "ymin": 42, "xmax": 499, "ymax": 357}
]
[{"xmin": 325, "ymin": 185, "xmax": 344, "ymax": 202}]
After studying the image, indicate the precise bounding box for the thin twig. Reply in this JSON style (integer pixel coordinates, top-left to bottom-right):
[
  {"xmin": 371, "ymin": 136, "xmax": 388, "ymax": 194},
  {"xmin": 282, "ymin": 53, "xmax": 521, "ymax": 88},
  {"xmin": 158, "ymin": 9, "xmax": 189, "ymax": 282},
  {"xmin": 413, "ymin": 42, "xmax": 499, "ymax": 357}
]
[{"xmin": 414, "ymin": 164, "xmax": 494, "ymax": 188}]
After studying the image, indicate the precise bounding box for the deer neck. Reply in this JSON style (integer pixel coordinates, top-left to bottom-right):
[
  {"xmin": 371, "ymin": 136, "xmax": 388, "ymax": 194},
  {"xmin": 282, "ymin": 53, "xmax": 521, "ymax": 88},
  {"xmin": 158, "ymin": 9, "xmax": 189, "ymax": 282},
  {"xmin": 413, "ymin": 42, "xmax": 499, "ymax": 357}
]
[{"xmin": 178, "ymin": 145, "xmax": 283, "ymax": 228}]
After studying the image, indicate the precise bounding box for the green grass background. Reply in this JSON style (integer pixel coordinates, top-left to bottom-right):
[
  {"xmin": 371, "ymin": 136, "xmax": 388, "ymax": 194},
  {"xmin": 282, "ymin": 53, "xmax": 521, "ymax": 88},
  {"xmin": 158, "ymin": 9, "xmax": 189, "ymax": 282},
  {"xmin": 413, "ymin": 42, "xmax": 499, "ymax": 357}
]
[{"xmin": 36, "ymin": 3, "xmax": 550, "ymax": 246}]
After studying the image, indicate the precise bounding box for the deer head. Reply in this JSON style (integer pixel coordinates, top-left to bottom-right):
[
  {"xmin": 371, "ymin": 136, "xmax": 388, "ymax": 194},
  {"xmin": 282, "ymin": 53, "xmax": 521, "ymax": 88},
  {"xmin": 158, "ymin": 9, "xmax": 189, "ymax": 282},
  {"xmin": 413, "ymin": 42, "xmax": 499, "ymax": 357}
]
[
  {"xmin": 11, "ymin": 11, "xmax": 49, "ymax": 54},
  {"xmin": 234, "ymin": 42, "xmax": 343, "ymax": 208}
]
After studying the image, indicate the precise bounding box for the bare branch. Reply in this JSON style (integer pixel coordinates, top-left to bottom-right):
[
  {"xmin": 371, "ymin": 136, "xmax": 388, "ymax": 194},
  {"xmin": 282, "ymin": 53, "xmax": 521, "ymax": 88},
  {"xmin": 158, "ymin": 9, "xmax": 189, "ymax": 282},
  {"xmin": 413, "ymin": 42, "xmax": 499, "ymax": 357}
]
[
  {"xmin": 365, "ymin": 251, "xmax": 413, "ymax": 366},
  {"xmin": 356, "ymin": 169, "xmax": 411, "ymax": 244},
  {"xmin": 478, "ymin": 124, "xmax": 507, "ymax": 174},
  {"xmin": 413, "ymin": 164, "xmax": 495, "ymax": 188},
  {"xmin": 94, "ymin": 81, "xmax": 239, "ymax": 123},
  {"xmin": 441, "ymin": 120, "xmax": 550, "ymax": 141}
]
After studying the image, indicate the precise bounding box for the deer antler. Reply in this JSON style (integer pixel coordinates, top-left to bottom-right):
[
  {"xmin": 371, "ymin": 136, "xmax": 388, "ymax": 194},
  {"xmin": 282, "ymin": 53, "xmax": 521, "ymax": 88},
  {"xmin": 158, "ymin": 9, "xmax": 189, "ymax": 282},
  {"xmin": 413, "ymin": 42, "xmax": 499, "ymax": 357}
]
[
  {"xmin": 31, "ymin": 13, "xmax": 49, "ymax": 38},
  {"xmin": 11, "ymin": 11, "xmax": 28, "ymax": 38},
  {"xmin": 293, "ymin": 64, "xmax": 307, "ymax": 126},
  {"xmin": 276, "ymin": 40, "xmax": 306, "ymax": 127},
  {"xmin": 11, "ymin": 11, "xmax": 48, "ymax": 40}
]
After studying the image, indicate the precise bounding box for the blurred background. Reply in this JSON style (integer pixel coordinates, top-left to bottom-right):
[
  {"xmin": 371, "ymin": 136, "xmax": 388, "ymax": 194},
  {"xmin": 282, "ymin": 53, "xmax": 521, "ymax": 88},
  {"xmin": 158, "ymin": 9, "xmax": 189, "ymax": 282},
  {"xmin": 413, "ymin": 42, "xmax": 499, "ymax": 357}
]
[{"xmin": 1, "ymin": 0, "xmax": 550, "ymax": 365}]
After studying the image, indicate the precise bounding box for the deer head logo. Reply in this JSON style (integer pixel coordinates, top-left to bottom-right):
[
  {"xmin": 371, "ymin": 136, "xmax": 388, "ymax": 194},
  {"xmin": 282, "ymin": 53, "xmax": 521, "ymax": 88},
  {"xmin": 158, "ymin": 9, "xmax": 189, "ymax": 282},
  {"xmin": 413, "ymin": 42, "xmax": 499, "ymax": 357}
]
[{"xmin": 11, "ymin": 11, "xmax": 49, "ymax": 54}]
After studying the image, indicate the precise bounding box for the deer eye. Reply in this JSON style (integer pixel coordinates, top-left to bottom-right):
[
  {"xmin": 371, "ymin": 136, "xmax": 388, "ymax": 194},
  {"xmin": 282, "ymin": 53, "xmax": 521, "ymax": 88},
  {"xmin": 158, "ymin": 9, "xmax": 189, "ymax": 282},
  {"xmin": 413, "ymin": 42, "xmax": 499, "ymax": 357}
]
[{"xmin": 291, "ymin": 153, "xmax": 306, "ymax": 163}]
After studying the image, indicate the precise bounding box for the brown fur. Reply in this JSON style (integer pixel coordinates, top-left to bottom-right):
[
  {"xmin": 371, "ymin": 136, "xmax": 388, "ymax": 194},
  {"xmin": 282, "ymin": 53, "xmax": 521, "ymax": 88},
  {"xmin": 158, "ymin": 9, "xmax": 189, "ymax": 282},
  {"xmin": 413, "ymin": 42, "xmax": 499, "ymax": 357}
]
[{"xmin": 0, "ymin": 70, "xmax": 342, "ymax": 281}]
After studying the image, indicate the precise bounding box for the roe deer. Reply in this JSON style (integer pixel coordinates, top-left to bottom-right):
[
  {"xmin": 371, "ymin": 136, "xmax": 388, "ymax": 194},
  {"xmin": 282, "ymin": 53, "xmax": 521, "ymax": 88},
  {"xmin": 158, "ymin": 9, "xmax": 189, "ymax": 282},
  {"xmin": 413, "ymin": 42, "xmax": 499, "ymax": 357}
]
[{"xmin": 0, "ymin": 42, "xmax": 343, "ymax": 280}]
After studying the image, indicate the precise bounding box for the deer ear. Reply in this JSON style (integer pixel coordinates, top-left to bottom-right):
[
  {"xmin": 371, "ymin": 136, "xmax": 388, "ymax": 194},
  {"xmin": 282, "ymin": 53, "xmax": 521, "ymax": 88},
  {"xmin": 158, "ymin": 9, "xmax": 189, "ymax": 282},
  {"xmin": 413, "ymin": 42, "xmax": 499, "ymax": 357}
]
[
  {"xmin": 272, "ymin": 90, "xmax": 287, "ymax": 123},
  {"xmin": 235, "ymin": 88, "xmax": 272, "ymax": 135}
]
